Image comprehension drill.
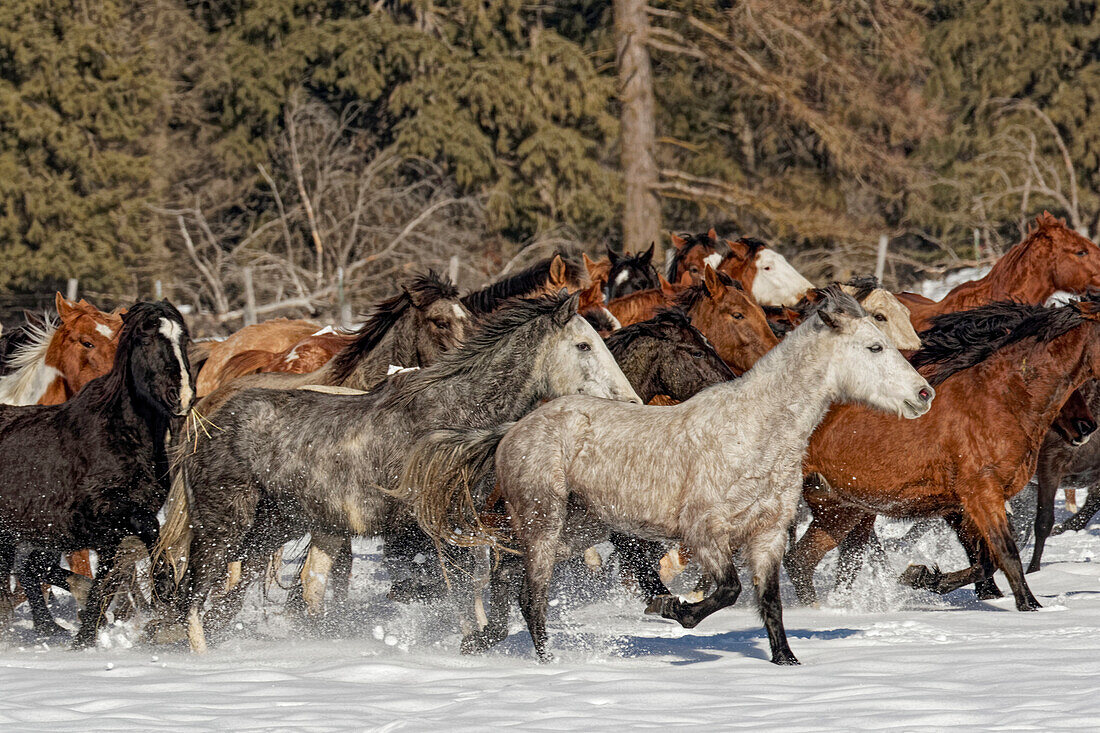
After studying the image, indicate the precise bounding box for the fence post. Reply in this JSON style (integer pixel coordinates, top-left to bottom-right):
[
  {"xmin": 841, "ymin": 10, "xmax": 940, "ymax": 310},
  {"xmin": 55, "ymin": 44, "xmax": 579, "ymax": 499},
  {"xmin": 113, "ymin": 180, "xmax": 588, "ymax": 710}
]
[
  {"xmin": 66, "ymin": 278, "xmax": 78, "ymax": 301},
  {"xmin": 874, "ymin": 235, "xmax": 888, "ymax": 282},
  {"xmin": 973, "ymin": 228, "xmax": 981, "ymax": 261},
  {"xmin": 154, "ymin": 280, "xmax": 163, "ymax": 300},
  {"xmin": 337, "ymin": 266, "xmax": 352, "ymax": 328},
  {"xmin": 242, "ymin": 267, "xmax": 257, "ymax": 326},
  {"xmin": 448, "ymin": 255, "xmax": 460, "ymax": 287}
]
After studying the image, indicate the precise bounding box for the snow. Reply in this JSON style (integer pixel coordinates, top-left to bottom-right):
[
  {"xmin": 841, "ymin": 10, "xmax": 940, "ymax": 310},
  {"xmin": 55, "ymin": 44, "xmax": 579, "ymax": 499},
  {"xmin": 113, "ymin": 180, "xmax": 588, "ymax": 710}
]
[
  {"xmin": 917, "ymin": 266, "xmax": 990, "ymax": 302},
  {"xmin": 2, "ymin": 500, "xmax": 1100, "ymax": 731}
]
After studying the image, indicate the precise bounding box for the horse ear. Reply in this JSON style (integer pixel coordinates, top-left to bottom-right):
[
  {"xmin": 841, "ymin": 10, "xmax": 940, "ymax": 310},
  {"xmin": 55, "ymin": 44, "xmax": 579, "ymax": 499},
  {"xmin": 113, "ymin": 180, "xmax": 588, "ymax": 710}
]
[
  {"xmin": 55, "ymin": 292, "xmax": 78, "ymax": 322},
  {"xmin": 703, "ymin": 265, "xmax": 726, "ymax": 299},
  {"xmin": 606, "ymin": 247, "xmax": 620, "ymax": 265},
  {"xmin": 553, "ymin": 291, "xmax": 581, "ymax": 326},
  {"xmin": 670, "ymin": 233, "xmax": 687, "ymax": 250},
  {"xmin": 640, "ymin": 243, "xmax": 654, "ymax": 265},
  {"xmin": 659, "ymin": 273, "xmax": 676, "ymax": 297},
  {"xmin": 548, "ymin": 255, "xmax": 568, "ymax": 288},
  {"xmin": 817, "ymin": 306, "xmax": 841, "ymax": 330},
  {"xmin": 676, "ymin": 271, "xmax": 693, "ymax": 288},
  {"xmin": 582, "ymin": 252, "xmax": 599, "ymax": 276},
  {"xmin": 707, "ymin": 228, "xmax": 718, "ymax": 241}
]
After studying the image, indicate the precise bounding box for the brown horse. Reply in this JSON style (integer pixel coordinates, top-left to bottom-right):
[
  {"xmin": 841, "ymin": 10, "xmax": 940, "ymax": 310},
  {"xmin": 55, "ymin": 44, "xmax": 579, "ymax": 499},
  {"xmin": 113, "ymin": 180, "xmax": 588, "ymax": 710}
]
[
  {"xmin": 667, "ymin": 230, "xmax": 725, "ymax": 284},
  {"xmin": 896, "ymin": 213, "xmax": 1100, "ymax": 331},
  {"xmin": 195, "ymin": 318, "xmax": 321, "ymax": 396},
  {"xmin": 786, "ymin": 298, "xmax": 1100, "ymax": 612},
  {"xmin": 609, "ymin": 267, "xmax": 777, "ymax": 375},
  {"xmin": 217, "ymin": 331, "xmax": 354, "ymax": 380},
  {"xmin": 0, "ymin": 293, "xmax": 124, "ymax": 407}
]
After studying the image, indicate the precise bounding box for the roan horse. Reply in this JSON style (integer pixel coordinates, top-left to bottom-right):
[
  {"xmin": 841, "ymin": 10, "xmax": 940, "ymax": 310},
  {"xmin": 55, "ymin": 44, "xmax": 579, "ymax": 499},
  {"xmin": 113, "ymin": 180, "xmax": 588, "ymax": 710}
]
[
  {"xmin": 895, "ymin": 212, "xmax": 1100, "ymax": 331},
  {"xmin": 0, "ymin": 302, "xmax": 191, "ymax": 646},
  {"xmin": 0, "ymin": 293, "xmax": 123, "ymax": 407},
  {"xmin": 155, "ymin": 292, "xmax": 641, "ymax": 652},
  {"xmin": 787, "ymin": 298, "xmax": 1100, "ymax": 612},
  {"xmin": 406, "ymin": 288, "xmax": 933, "ymax": 664}
]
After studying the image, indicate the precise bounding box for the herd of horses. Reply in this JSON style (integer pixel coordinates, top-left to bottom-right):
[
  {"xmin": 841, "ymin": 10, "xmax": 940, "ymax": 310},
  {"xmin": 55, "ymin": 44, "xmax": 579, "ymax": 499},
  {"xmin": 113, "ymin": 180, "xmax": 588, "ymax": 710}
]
[{"xmin": 2, "ymin": 212, "xmax": 1100, "ymax": 665}]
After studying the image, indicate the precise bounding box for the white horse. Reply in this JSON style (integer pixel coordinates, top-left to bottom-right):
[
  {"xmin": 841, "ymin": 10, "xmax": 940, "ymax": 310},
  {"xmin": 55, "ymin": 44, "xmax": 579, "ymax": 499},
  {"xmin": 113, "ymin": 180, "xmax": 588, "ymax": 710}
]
[{"xmin": 408, "ymin": 286, "xmax": 933, "ymax": 664}]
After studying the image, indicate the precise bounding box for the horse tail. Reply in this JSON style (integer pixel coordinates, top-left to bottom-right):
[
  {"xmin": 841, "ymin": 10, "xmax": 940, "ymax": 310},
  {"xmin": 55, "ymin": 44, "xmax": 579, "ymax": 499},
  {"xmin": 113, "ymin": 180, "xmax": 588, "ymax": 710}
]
[
  {"xmin": 151, "ymin": 450, "xmax": 194, "ymax": 597},
  {"xmin": 217, "ymin": 349, "xmax": 274, "ymax": 385},
  {"xmin": 400, "ymin": 423, "xmax": 514, "ymax": 551}
]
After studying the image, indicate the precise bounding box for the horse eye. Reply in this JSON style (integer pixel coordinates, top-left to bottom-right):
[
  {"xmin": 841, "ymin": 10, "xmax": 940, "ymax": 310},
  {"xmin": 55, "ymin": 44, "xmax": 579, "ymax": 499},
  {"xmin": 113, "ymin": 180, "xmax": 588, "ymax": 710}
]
[
  {"xmin": 691, "ymin": 350, "xmax": 705, "ymax": 359},
  {"xmin": 763, "ymin": 266, "xmax": 771, "ymax": 271},
  {"xmin": 1078, "ymin": 250, "xmax": 1087, "ymax": 257},
  {"xmin": 868, "ymin": 344, "xmax": 883, "ymax": 353},
  {"xmin": 81, "ymin": 340, "xmax": 94, "ymax": 349},
  {"xmin": 874, "ymin": 313, "xmax": 887, "ymax": 322},
  {"xmin": 732, "ymin": 313, "xmax": 744, "ymax": 320},
  {"xmin": 433, "ymin": 319, "xmax": 450, "ymax": 329},
  {"xmin": 576, "ymin": 342, "xmax": 591, "ymax": 352}
]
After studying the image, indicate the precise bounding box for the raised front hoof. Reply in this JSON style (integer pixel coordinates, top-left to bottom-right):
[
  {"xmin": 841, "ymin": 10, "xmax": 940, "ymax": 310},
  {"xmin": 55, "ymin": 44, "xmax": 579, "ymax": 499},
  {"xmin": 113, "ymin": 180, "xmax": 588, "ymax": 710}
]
[
  {"xmin": 387, "ymin": 578, "xmax": 447, "ymax": 605},
  {"xmin": 461, "ymin": 628, "xmax": 507, "ymax": 655},
  {"xmin": 771, "ymin": 651, "xmax": 800, "ymax": 666},
  {"xmin": 644, "ymin": 595, "xmax": 698, "ymax": 629},
  {"xmin": 32, "ymin": 620, "xmax": 71, "ymax": 641},
  {"xmin": 898, "ymin": 563, "xmax": 939, "ymax": 590}
]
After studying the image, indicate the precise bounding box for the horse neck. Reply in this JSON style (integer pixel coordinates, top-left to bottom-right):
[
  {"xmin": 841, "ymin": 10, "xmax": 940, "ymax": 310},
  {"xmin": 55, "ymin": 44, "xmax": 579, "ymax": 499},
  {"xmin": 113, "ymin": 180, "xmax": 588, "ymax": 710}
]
[
  {"xmin": 609, "ymin": 338, "xmax": 659, "ymax": 403},
  {"xmin": 342, "ymin": 319, "xmax": 416, "ymax": 390},
  {"xmin": 975, "ymin": 323, "xmax": 1100, "ymax": 441},
  {"xmin": 950, "ymin": 238, "xmax": 1055, "ymax": 306},
  {"xmin": 710, "ymin": 324, "xmax": 838, "ymax": 443}
]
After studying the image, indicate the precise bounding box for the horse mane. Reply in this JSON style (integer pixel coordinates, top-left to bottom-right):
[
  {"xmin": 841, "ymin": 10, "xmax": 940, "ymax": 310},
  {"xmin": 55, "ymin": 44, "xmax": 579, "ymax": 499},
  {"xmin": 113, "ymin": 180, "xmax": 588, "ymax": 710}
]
[
  {"xmin": 985, "ymin": 213, "xmax": 1070, "ymax": 279},
  {"xmin": 605, "ymin": 308, "xmax": 693, "ymax": 352},
  {"xmin": 844, "ymin": 275, "xmax": 880, "ymax": 302},
  {"xmin": 327, "ymin": 270, "xmax": 457, "ymax": 383},
  {"xmin": 735, "ymin": 237, "xmax": 768, "ymax": 258},
  {"xmin": 76, "ymin": 301, "xmax": 182, "ymax": 410},
  {"xmin": 0, "ymin": 313, "xmax": 58, "ymax": 405},
  {"xmin": 667, "ymin": 233, "xmax": 728, "ymax": 280},
  {"xmin": 462, "ymin": 255, "xmax": 585, "ymax": 315},
  {"xmin": 673, "ymin": 272, "xmax": 740, "ymax": 312},
  {"xmin": 382, "ymin": 293, "xmax": 569, "ymax": 408},
  {"xmin": 912, "ymin": 300, "xmax": 1087, "ymax": 385}
]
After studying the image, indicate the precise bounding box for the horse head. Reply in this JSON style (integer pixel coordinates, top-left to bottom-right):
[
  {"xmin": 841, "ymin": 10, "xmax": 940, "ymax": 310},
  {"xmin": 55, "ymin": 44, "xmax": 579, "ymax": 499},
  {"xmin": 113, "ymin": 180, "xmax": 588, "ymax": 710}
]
[
  {"xmin": 51, "ymin": 293, "xmax": 124, "ymax": 397},
  {"xmin": 1051, "ymin": 388, "xmax": 1097, "ymax": 447},
  {"xmin": 721, "ymin": 237, "xmax": 814, "ymax": 307},
  {"xmin": 809, "ymin": 286, "xmax": 933, "ymax": 419},
  {"xmin": 841, "ymin": 277, "xmax": 922, "ymax": 351},
  {"xmin": 645, "ymin": 309, "xmax": 734, "ymax": 399},
  {"xmin": 677, "ymin": 266, "xmax": 778, "ymax": 374},
  {"xmin": 403, "ymin": 270, "xmax": 469, "ymax": 364},
  {"xmin": 541, "ymin": 292, "xmax": 641, "ymax": 404},
  {"xmin": 1037, "ymin": 213, "xmax": 1100, "ymax": 294},
  {"xmin": 119, "ymin": 301, "xmax": 193, "ymax": 418},
  {"xmin": 605, "ymin": 243, "xmax": 660, "ymax": 301},
  {"xmin": 668, "ymin": 231, "xmax": 724, "ymax": 284}
]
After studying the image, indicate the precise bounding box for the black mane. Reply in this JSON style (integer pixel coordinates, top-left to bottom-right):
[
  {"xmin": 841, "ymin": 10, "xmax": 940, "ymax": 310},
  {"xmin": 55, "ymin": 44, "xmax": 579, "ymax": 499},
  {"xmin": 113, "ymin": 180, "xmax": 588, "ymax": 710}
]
[
  {"xmin": 673, "ymin": 271, "xmax": 741, "ymax": 312},
  {"xmin": 844, "ymin": 275, "xmax": 880, "ymax": 302},
  {"xmin": 462, "ymin": 255, "xmax": 585, "ymax": 315},
  {"xmin": 328, "ymin": 270, "xmax": 457, "ymax": 383},
  {"xmin": 912, "ymin": 301, "xmax": 1086, "ymax": 385},
  {"xmin": 605, "ymin": 308, "xmax": 693, "ymax": 352}
]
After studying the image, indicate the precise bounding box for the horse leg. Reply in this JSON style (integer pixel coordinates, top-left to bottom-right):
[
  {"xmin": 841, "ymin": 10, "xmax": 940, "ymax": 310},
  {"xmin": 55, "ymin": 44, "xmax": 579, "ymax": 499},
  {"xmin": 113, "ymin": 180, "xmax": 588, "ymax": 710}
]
[
  {"xmin": 784, "ymin": 494, "xmax": 865, "ymax": 606},
  {"xmin": 745, "ymin": 529, "xmax": 799, "ymax": 665},
  {"xmin": 72, "ymin": 539, "xmax": 124, "ymax": 650},
  {"xmin": 608, "ymin": 532, "xmax": 674, "ymax": 603},
  {"xmin": 300, "ymin": 533, "xmax": 344, "ymax": 617},
  {"xmin": 0, "ymin": 543, "xmax": 14, "ymax": 630},
  {"xmin": 832, "ymin": 512, "xmax": 876, "ymax": 596},
  {"xmin": 329, "ymin": 536, "xmax": 353, "ymax": 607},
  {"xmin": 18, "ymin": 550, "xmax": 69, "ymax": 637},
  {"xmin": 1028, "ymin": 451, "xmax": 1065, "ymax": 573},
  {"xmin": 963, "ymin": 486, "xmax": 1040, "ymax": 611},
  {"xmin": 461, "ymin": 552, "xmax": 522, "ymax": 655},
  {"xmin": 941, "ymin": 512, "xmax": 1001, "ymax": 599},
  {"xmin": 649, "ymin": 560, "xmax": 742, "ymax": 630},
  {"xmin": 1054, "ymin": 480, "xmax": 1100, "ymax": 534}
]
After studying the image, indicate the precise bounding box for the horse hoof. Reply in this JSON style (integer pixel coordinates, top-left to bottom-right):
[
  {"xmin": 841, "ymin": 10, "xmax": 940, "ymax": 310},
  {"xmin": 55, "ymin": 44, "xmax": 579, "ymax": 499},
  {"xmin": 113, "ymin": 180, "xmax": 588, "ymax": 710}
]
[
  {"xmin": 1018, "ymin": 599, "xmax": 1042, "ymax": 612},
  {"xmin": 1050, "ymin": 524, "xmax": 1067, "ymax": 537},
  {"xmin": 771, "ymin": 653, "xmax": 800, "ymax": 666},
  {"xmin": 70, "ymin": 634, "xmax": 96, "ymax": 651},
  {"xmin": 975, "ymin": 585, "xmax": 1003, "ymax": 600},
  {"xmin": 644, "ymin": 595, "xmax": 676, "ymax": 616},
  {"xmin": 898, "ymin": 563, "xmax": 937, "ymax": 590}
]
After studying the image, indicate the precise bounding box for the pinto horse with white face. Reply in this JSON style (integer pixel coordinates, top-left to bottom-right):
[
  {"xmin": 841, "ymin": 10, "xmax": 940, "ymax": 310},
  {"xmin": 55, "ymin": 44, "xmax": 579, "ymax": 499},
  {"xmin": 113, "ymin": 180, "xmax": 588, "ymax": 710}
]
[
  {"xmin": 406, "ymin": 287, "xmax": 933, "ymax": 665},
  {"xmin": 0, "ymin": 301, "xmax": 191, "ymax": 646}
]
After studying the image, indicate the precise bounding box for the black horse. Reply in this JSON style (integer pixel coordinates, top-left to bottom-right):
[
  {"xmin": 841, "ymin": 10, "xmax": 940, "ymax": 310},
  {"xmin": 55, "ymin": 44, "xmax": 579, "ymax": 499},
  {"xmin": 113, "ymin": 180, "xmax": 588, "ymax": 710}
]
[
  {"xmin": 0, "ymin": 301, "xmax": 191, "ymax": 647},
  {"xmin": 605, "ymin": 244, "xmax": 660, "ymax": 301}
]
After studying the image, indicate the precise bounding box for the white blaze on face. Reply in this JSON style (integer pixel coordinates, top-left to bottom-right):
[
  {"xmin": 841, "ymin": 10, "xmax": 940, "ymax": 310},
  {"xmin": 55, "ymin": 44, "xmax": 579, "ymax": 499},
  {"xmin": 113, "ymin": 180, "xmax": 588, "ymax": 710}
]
[
  {"xmin": 452, "ymin": 303, "xmax": 467, "ymax": 320},
  {"xmin": 159, "ymin": 318, "xmax": 192, "ymax": 413},
  {"xmin": 614, "ymin": 270, "xmax": 630, "ymax": 287},
  {"xmin": 95, "ymin": 323, "xmax": 114, "ymax": 339},
  {"xmin": 752, "ymin": 249, "xmax": 815, "ymax": 306},
  {"xmin": 703, "ymin": 253, "xmax": 723, "ymax": 270}
]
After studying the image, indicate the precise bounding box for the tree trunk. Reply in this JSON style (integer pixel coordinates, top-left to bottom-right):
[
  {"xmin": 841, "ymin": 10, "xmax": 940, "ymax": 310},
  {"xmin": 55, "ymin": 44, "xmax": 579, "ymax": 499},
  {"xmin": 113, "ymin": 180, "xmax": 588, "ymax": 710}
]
[{"xmin": 615, "ymin": 0, "xmax": 662, "ymax": 260}]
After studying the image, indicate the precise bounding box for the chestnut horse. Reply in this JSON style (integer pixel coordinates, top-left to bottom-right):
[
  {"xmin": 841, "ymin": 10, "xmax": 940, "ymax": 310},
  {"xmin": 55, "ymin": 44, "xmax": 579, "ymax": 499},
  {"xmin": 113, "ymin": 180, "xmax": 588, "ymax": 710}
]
[
  {"xmin": 195, "ymin": 318, "xmax": 321, "ymax": 396},
  {"xmin": 609, "ymin": 267, "xmax": 777, "ymax": 375},
  {"xmin": 896, "ymin": 213, "xmax": 1100, "ymax": 331},
  {"xmin": 0, "ymin": 293, "xmax": 123, "ymax": 407},
  {"xmin": 786, "ymin": 298, "xmax": 1100, "ymax": 612}
]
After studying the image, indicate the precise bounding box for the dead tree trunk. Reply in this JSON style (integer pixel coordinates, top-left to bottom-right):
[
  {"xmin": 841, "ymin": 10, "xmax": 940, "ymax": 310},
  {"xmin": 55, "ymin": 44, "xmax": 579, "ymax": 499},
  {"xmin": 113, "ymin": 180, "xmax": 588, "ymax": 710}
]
[{"xmin": 615, "ymin": 0, "xmax": 662, "ymax": 260}]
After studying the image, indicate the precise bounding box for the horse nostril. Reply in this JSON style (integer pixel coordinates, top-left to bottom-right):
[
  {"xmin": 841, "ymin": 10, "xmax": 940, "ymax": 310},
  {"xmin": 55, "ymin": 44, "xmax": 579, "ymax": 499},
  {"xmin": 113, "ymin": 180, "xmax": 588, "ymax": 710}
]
[
  {"xmin": 918, "ymin": 387, "xmax": 932, "ymax": 402},
  {"xmin": 1077, "ymin": 419, "xmax": 1097, "ymax": 436}
]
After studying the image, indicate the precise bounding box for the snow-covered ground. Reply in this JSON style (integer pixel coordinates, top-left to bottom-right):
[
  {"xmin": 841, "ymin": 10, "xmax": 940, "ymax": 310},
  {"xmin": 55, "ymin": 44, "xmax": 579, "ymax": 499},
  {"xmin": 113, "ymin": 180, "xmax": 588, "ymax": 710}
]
[{"xmin": 1, "ymin": 497, "xmax": 1099, "ymax": 732}]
